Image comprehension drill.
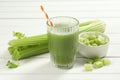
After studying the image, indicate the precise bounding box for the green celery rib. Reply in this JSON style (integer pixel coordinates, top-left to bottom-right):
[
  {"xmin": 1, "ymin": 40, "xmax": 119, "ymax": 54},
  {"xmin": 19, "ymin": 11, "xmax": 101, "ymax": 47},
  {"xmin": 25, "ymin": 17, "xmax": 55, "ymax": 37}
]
[
  {"xmin": 9, "ymin": 44, "xmax": 49, "ymax": 60},
  {"xmin": 78, "ymin": 20, "xmax": 105, "ymax": 33},
  {"xmin": 9, "ymin": 34, "xmax": 48, "ymax": 47},
  {"xmin": 79, "ymin": 20, "xmax": 99, "ymax": 27}
]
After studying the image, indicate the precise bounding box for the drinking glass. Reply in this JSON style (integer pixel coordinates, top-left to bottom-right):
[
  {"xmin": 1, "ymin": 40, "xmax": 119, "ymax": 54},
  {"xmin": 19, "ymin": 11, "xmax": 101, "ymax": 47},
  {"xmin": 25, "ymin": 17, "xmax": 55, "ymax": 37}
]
[{"xmin": 47, "ymin": 16, "xmax": 79, "ymax": 69}]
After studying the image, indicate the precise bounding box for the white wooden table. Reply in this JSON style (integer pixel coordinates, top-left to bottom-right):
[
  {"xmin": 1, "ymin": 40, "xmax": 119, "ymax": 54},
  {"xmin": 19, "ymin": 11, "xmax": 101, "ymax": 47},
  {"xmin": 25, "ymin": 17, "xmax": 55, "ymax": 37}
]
[{"xmin": 0, "ymin": 0, "xmax": 120, "ymax": 80}]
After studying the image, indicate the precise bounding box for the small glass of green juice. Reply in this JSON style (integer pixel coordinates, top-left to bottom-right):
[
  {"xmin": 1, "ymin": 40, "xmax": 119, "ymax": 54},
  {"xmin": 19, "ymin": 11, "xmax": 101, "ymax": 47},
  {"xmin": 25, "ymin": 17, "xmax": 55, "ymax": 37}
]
[{"xmin": 47, "ymin": 16, "xmax": 79, "ymax": 69}]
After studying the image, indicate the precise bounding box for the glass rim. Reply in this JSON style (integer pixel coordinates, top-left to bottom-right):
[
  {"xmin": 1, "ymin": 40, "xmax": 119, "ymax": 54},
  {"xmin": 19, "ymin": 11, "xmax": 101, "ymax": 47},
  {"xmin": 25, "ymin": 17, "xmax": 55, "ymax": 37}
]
[{"xmin": 46, "ymin": 16, "xmax": 79, "ymax": 28}]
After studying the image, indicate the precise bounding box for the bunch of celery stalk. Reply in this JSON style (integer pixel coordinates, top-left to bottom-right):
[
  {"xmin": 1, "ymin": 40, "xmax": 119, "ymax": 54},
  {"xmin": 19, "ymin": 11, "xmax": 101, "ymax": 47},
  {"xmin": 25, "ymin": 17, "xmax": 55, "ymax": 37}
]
[{"xmin": 8, "ymin": 20, "xmax": 106, "ymax": 60}]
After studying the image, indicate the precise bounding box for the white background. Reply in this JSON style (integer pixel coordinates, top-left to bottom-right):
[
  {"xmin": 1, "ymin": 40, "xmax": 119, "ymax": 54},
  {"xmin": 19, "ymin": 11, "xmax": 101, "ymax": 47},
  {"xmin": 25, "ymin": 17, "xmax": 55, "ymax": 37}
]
[{"xmin": 0, "ymin": 0, "xmax": 120, "ymax": 80}]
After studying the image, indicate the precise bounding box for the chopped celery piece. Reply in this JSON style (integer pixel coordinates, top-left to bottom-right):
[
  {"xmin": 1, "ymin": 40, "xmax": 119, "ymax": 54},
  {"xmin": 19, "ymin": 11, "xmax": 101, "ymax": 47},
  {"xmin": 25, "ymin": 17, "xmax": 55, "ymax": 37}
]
[
  {"xmin": 93, "ymin": 61, "xmax": 103, "ymax": 68},
  {"xmin": 84, "ymin": 63, "xmax": 93, "ymax": 71},
  {"xmin": 102, "ymin": 59, "xmax": 111, "ymax": 65}
]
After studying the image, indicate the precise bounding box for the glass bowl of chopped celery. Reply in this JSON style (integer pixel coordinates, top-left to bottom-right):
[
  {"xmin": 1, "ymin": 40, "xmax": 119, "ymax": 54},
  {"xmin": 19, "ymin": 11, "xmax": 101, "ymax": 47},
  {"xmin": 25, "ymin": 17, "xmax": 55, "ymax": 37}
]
[{"xmin": 78, "ymin": 32, "xmax": 109, "ymax": 58}]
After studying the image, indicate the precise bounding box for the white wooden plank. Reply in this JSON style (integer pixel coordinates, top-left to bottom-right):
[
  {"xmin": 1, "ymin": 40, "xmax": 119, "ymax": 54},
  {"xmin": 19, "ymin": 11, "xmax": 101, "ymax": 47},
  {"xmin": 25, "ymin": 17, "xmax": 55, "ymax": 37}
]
[
  {"xmin": 0, "ymin": 58, "xmax": 119, "ymax": 74},
  {"xmin": 0, "ymin": 18, "xmax": 119, "ymax": 34},
  {"xmin": 1, "ymin": 11, "xmax": 120, "ymax": 18},
  {"xmin": 0, "ymin": 0, "xmax": 117, "ymax": 2},
  {"xmin": 0, "ymin": 74, "xmax": 120, "ymax": 80},
  {"xmin": 1, "ymin": 7, "xmax": 120, "ymax": 13},
  {"xmin": 0, "ymin": 1, "xmax": 120, "ymax": 10},
  {"xmin": 0, "ymin": 1, "xmax": 120, "ymax": 18}
]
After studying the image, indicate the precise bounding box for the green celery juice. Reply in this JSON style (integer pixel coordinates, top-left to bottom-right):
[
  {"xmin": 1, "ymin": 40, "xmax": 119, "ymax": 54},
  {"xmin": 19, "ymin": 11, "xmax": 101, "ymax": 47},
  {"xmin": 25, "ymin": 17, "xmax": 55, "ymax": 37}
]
[{"xmin": 48, "ymin": 24, "xmax": 78, "ymax": 68}]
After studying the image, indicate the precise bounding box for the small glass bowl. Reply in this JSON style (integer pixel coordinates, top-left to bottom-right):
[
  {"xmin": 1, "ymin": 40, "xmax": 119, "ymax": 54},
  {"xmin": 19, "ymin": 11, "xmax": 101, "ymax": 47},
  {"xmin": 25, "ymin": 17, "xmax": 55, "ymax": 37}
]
[{"xmin": 78, "ymin": 32, "xmax": 110, "ymax": 58}]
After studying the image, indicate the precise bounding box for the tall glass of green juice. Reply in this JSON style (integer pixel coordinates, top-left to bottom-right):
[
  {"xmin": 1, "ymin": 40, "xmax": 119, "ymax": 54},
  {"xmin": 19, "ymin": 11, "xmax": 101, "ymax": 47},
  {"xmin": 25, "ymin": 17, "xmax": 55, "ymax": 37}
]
[{"xmin": 47, "ymin": 16, "xmax": 79, "ymax": 69}]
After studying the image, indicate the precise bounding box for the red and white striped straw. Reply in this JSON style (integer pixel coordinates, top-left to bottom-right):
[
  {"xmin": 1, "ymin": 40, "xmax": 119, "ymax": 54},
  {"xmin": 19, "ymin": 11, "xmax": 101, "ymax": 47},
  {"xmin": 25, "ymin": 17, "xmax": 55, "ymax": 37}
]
[{"xmin": 40, "ymin": 5, "xmax": 53, "ymax": 27}]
